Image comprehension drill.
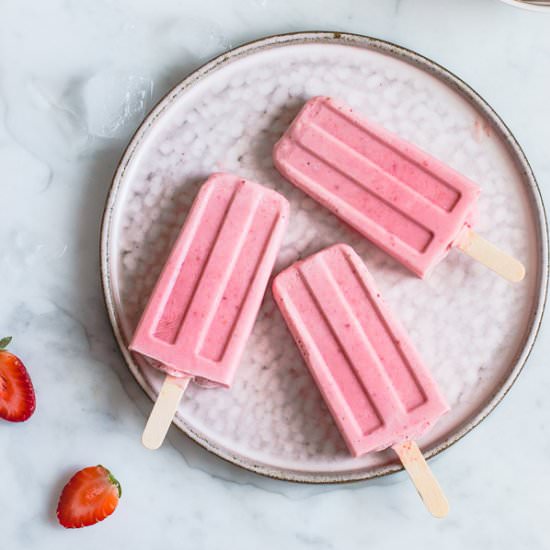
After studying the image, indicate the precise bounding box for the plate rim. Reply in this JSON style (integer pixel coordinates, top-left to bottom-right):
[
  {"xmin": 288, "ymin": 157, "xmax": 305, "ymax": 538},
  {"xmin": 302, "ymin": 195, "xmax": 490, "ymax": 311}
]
[
  {"xmin": 498, "ymin": 0, "xmax": 550, "ymax": 12},
  {"xmin": 100, "ymin": 31, "xmax": 549, "ymax": 483}
]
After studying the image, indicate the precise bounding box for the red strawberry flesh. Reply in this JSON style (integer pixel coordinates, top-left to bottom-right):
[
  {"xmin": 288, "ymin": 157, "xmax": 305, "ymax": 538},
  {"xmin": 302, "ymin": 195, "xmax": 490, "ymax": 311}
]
[
  {"xmin": 57, "ymin": 465, "xmax": 121, "ymax": 528},
  {"xmin": 0, "ymin": 340, "xmax": 36, "ymax": 422}
]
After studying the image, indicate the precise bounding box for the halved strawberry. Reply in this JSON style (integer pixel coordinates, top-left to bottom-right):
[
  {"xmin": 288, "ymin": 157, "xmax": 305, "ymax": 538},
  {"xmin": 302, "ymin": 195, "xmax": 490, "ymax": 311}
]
[
  {"xmin": 0, "ymin": 336, "xmax": 36, "ymax": 422},
  {"xmin": 57, "ymin": 465, "xmax": 122, "ymax": 528}
]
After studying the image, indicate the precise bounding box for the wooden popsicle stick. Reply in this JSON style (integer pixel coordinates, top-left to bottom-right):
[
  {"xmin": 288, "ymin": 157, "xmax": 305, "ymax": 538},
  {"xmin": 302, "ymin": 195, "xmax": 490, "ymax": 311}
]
[
  {"xmin": 457, "ymin": 229, "xmax": 525, "ymax": 283},
  {"xmin": 142, "ymin": 375, "xmax": 191, "ymax": 450},
  {"xmin": 392, "ymin": 441, "xmax": 449, "ymax": 518}
]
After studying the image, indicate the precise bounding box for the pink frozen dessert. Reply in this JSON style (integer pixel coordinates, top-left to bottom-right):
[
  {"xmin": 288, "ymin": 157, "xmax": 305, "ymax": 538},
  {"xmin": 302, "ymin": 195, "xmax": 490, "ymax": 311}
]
[
  {"xmin": 273, "ymin": 243, "xmax": 449, "ymax": 456},
  {"xmin": 130, "ymin": 172, "xmax": 289, "ymax": 387},
  {"xmin": 273, "ymin": 96, "xmax": 523, "ymax": 281}
]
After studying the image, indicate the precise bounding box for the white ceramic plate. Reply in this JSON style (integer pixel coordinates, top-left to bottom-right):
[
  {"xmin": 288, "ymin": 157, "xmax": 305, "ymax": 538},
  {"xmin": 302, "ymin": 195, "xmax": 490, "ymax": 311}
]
[
  {"xmin": 101, "ymin": 32, "xmax": 548, "ymax": 482},
  {"xmin": 498, "ymin": 0, "xmax": 550, "ymax": 12}
]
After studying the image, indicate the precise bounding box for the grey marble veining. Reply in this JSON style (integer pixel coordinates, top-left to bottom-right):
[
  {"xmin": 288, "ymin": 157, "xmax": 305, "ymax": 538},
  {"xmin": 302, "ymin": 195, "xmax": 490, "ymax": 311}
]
[{"xmin": 1, "ymin": 1, "xmax": 549, "ymax": 548}]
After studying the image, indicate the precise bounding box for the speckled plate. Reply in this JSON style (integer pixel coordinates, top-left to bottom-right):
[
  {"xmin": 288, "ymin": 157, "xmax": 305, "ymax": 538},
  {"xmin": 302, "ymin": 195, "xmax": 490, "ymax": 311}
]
[
  {"xmin": 499, "ymin": 0, "xmax": 550, "ymax": 12},
  {"xmin": 101, "ymin": 32, "xmax": 548, "ymax": 482}
]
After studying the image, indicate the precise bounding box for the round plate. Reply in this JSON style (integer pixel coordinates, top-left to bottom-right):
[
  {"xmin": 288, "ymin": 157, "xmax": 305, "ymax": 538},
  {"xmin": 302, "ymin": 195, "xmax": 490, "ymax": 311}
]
[
  {"xmin": 498, "ymin": 0, "xmax": 550, "ymax": 12},
  {"xmin": 101, "ymin": 32, "xmax": 548, "ymax": 482}
]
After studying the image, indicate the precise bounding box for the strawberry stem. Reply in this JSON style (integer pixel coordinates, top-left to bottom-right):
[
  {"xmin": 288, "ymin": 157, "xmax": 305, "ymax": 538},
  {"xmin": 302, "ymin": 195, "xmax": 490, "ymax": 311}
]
[
  {"xmin": 99, "ymin": 465, "xmax": 122, "ymax": 498},
  {"xmin": 0, "ymin": 336, "xmax": 12, "ymax": 350}
]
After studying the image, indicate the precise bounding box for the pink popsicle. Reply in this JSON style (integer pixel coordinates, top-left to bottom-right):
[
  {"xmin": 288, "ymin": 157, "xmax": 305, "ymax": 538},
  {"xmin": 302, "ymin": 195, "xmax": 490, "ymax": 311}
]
[
  {"xmin": 273, "ymin": 243, "xmax": 448, "ymax": 456},
  {"xmin": 130, "ymin": 173, "xmax": 289, "ymax": 387},
  {"xmin": 273, "ymin": 96, "xmax": 522, "ymax": 281}
]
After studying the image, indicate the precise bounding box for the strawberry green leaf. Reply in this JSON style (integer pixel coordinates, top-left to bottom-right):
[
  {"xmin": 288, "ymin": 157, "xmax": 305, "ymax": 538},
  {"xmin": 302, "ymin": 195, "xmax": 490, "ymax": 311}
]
[
  {"xmin": 0, "ymin": 336, "xmax": 12, "ymax": 350},
  {"xmin": 101, "ymin": 465, "xmax": 122, "ymax": 498}
]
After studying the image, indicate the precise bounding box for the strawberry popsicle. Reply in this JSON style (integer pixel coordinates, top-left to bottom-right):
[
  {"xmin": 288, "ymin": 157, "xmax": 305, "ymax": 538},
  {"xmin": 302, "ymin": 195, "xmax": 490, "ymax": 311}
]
[
  {"xmin": 273, "ymin": 244, "xmax": 449, "ymax": 516},
  {"xmin": 131, "ymin": 173, "xmax": 289, "ymax": 448},
  {"xmin": 273, "ymin": 96, "xmax": 524, "ymax": 282}
]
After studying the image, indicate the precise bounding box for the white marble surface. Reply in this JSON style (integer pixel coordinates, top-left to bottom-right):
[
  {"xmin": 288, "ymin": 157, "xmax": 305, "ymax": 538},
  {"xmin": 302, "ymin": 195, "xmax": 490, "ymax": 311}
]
[{"xmin": 1, "ymin": 0, "xmax": 549, "ymax": 548}]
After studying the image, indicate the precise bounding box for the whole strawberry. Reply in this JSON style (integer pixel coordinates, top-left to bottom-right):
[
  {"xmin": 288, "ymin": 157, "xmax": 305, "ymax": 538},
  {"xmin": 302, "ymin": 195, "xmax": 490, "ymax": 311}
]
[
  {"xmin": 57, "ymin": 465, "xmax": 122, "ymax": 528},
  {"xmin": 0, "ymin": 336, "xmax": 36, "ymax": 422}
]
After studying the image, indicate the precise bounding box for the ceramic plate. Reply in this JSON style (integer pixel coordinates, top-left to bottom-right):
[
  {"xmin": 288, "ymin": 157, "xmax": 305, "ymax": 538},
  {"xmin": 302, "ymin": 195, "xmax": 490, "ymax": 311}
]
[
  {"xmin": 101, "ymin": 32, "xmax": 548, "ymax": 482},
  {"xmin": 498, "ymin": 0, "xmax": 550, "ymax": 12}
]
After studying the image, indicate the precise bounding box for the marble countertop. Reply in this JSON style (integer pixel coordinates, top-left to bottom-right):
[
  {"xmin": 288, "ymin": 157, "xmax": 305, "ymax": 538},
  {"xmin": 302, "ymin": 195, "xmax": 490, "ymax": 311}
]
[{"xmin": 1, "ymin": 1, "xmax": 549, "ymax": 548}]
